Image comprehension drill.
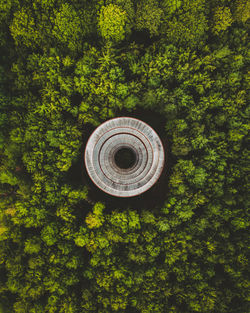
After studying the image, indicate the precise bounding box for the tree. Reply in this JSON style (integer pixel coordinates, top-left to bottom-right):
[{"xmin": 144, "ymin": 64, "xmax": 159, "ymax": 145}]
[
  {"xmin": 162, "ymin": 0, "xmax": 208, "ymax": 47},
  {"xmin": 233, "ymin": 0, "xmax": 250, "ymax": 24},
  {"xmin": 52, "ymin": 3, "xmax": 83, "ymax": 53},
  {"xmin": 10, "ymin": 7, "xmax": 39, "ymax": 47},
  {"xmin": 135, "ymin": 0, "xmax": 163, "ymax": 36},
  {"xmin": 212, "ymin": 6, "xmax": 233, "ymax": 34},
  {"xmin": 98, "ymin": 4, "xmax": 130, "ymax": 42}
]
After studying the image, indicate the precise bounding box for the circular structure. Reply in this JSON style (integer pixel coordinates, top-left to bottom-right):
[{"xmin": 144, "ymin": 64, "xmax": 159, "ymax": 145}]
[{"xmin": 84, "ymin": 117, "xmax": 165, "ymax": 197}]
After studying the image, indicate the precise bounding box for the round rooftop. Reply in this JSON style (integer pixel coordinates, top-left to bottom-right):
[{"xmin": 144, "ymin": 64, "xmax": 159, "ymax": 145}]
[{"xmin": 84, "ymin": 117, "xmax": 165, "ymax": 197}]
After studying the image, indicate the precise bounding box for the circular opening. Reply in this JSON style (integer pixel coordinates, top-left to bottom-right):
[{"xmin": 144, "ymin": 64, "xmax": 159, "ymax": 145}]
[{"xmin": 114, "ymin": 147, "xmax": 136, "ymax": 169}]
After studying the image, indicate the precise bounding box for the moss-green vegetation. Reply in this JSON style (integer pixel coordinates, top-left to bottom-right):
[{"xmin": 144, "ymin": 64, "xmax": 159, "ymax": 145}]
[{"xmin": 0, "ymin": 0, "xmax": 249, "ymax": 312}]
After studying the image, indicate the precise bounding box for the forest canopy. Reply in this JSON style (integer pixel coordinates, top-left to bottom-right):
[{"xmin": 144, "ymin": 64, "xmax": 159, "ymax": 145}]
[{"xmin": 0, "ymin": 0, "xmax": 249, "ymax": 312}]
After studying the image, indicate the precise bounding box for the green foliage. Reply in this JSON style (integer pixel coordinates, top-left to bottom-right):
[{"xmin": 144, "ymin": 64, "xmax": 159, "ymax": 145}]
[
  {"xmin": 0, "ymin": 1, "xmax": 249, "ymax": 312},
  {"xmin": 52, "ymin": 2, "xmax": 96, "ymax": 53},
  {"xmin": 98, "ymin": 4, "xmax": 130, "ymax": 42},
  {"xmin": 10, "ymin": 7, "xmax": 39, "ymax": 47},
  {"xmin": 233, "ymin": 0, "xmax": 250, "ymax": 23},
  {"xmin": 0, "ymin": 170, "xmax": 18, "ymax": 186},
  {"xmin": 0, "ymin": 0, "xmax": 12, "ymax": 21},
  {"xmin": 86, "ymin": 202, "xmax": 105, "ymax": 229},
  {"xmin": 162, "ymin": 0, "xmax": 208, "ymax": 47},
  {"xmin": 135, "ymin": 0, "xmax": 163, "ymax": 36},
  {"xmin": 24, "ymin": 238, "xmax": 41, "ymax": 254},
  {"xmin": 212, "ymin": 6, "xmax": 233, "ymax": 34},
  {"xmin": 161, "ymin": 0, "xmax": 182, "ymax": 15},
  {"xmin": 41, "ymin": 223, "xmax": 59, "ymax": 246},
  {"xmin": 0, "ymin": 0, "xmax": 16, "ymax": 46}
]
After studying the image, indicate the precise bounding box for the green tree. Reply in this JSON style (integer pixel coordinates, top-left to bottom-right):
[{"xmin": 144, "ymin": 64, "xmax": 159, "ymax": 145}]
[
  {"xmin": 10, "ymin": 7, "xmax": 39, "ymax": 47},
  {"xmin": 233, "ymin": 0, "xmax": 250, "ymax": 24},
  {"xmin": 98, "ymin": 4, "xmax": 130, "ymax": 42},
  {"xmin": 135, "ymin": 0, "xmax": 163, "ymax": 36},
  {"xmin": 163, "ymin": 0, "xmax": 208, "ymax": 47},
  {"xmin": 52, "ymin": 3, "xmax": 83, "ymax": 53},
  {"xmin": 212, "ymin": 6, "xmax": 233, "ymax": 34}
]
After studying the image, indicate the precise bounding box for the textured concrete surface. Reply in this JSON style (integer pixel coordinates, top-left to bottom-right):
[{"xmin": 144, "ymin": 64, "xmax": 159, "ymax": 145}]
[{"xmin": 84, "ymin": 117, "xmax": 165, "ymax": 197}]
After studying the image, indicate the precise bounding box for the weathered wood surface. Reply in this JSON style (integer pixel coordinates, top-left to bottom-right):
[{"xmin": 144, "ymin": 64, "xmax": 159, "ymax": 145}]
[{"xmin": 84, "ymin": 117, "xmax": 165, "ymax": 197}]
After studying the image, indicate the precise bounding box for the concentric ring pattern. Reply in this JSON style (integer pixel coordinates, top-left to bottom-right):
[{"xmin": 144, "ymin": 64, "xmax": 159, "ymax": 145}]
[{"xmin": 84, "ymin": 117, "xmax": 165, "ymax": 197}]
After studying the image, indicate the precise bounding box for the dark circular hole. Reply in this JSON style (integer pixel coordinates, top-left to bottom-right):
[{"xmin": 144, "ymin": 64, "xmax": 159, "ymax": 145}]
[{"xmin": 114, "ymin": 148, "xmax": 136, "ymax": 169}]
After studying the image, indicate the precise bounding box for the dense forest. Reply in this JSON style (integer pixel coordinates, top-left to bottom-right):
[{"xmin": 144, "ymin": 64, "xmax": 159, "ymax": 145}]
[{"xmin": 0, "ymin": 0, "xmax": 249, "ymax": 312}]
